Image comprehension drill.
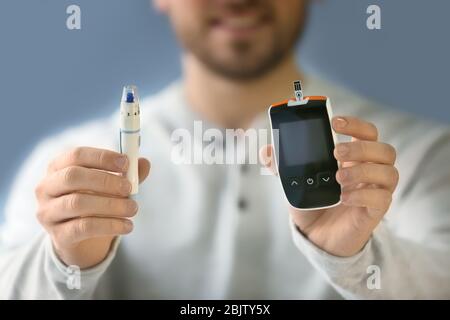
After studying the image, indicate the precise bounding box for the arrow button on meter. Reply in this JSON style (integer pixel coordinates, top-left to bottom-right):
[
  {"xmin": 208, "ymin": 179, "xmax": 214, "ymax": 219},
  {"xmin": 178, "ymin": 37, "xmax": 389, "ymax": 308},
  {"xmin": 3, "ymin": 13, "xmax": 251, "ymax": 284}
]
[
  {"xmin": 318, "ymin": 172, "xmax": 333, "ymax": 186},
  {"xmin": 288, "ymin": 177, "xmax": 301, "ymax": 188}
]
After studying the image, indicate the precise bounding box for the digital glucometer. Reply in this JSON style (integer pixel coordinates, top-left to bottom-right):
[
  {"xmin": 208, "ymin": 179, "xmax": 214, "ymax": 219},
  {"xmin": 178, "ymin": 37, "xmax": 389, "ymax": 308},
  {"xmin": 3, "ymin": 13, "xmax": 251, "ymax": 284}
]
[{"xmin": 268, "ymin": 81, "xmax": 341, "ymax": 210}]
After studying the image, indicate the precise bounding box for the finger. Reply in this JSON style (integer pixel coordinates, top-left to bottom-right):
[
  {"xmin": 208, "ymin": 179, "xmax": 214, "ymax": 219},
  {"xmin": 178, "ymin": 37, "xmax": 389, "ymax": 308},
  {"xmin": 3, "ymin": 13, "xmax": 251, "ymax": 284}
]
[
  {"xmin": 332, "ymin": 116, "xmax": 378, "ymax": 141},
  {"xmin": 341, "ymin": 188, "xmax": 392, "ymax": 213},
  {"xmin": 336, "ymin": 163, "xmax": 399, "ymax": 191},
  {"xmin": 45, "ymin": 166, "xmax": 132, "ymax": 197},
  {"xmin": 40, "ymin": 193, "xmax": 138, "ymax": 224},
  {"xmin": 334, "ymin": 141, "xmax": 396, "ymax": 165},
  {"xmin": 48, "ymin": 147, "xmax": 129, "ymax": 174},
  {"xmin": 138, "ymin": 158, "xmax": 151, "ymax": 183},
  {"xmin": 53, "ymin": 217, "xmax": 133, "ymax": 247},
  {"xmin": 259, "ymin": 144, "xmax": 278, "ymax": 175}
]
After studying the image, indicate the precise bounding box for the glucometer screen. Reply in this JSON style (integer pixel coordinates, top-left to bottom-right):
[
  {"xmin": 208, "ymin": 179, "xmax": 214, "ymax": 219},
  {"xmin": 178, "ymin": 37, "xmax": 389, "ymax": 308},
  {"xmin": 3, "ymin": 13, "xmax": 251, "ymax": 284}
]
[
  {"xmin": 271, "ymin": 102, "xmax": 335, "ymax": 170},
  {"xmin": 279, "ymin": 119, "xmax": 329, "ymax": 166}
]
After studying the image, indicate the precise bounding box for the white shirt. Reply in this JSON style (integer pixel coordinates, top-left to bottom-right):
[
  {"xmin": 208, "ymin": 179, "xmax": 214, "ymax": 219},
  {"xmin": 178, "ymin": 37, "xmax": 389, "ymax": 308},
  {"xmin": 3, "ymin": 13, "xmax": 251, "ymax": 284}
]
[{"xmin": 1, "ymin": 76, "xmax": 450, "ymax": 299}]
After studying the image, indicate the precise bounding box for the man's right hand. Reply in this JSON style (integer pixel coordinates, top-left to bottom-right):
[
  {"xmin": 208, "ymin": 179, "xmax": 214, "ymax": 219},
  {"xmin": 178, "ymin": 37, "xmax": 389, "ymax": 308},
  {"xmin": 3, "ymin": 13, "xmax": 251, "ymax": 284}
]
[{"xmin": 35, "ymin": 147, "xmax": 150, "ymax": 269}]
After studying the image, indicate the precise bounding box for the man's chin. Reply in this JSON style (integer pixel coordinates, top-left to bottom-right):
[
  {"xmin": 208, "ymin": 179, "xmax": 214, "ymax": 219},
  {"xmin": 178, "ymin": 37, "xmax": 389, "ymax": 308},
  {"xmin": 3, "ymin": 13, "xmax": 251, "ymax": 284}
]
[
  {"xmin": 215, "ymin": 66, "xmax": 272, "ymax": 81},
  {"xmin": 201, "ymin": 53, "xmax": 285, "ymax": 81}
]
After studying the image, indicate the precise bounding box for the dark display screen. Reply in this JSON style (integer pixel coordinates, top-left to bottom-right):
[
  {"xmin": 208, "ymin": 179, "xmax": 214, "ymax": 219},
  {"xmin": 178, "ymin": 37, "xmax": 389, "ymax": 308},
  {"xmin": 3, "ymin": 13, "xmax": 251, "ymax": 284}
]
[{"xmin": 279, "ymin": 119, "xmax": 329, "ymax": 167}]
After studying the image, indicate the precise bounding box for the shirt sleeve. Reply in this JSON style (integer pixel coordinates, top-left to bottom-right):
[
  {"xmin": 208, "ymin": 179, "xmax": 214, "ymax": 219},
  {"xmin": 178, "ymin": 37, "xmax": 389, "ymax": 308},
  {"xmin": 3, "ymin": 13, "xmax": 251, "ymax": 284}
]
[
  {"xmin": 290, "ymin": 130, "xmax": 450, "ymax": 299},
  {"xmin": 0, "ymin": 233, "xmax": 120, "ymax": 299},
  {"xmin": 290, "ymin": 220, "xmax": 450, "ymax": 299},
  {"xmin": 0, "ymin": 121, "xmax": 118, "ymax": 299}
]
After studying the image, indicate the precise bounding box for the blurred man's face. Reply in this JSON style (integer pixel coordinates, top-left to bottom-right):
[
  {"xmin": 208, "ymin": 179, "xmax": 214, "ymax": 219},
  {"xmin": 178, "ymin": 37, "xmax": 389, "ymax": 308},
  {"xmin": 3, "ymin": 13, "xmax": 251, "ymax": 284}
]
[{"xmin": 156, "ymin": 0, "xmax": 309, "ymax": 80}]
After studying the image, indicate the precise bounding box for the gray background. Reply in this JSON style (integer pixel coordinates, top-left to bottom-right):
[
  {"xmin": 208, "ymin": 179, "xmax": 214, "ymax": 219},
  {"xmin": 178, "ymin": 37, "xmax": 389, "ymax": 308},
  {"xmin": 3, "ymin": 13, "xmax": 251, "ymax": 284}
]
[{"xmin": 0, "ymin": 0, "xmax": 449, "ymax": 219}]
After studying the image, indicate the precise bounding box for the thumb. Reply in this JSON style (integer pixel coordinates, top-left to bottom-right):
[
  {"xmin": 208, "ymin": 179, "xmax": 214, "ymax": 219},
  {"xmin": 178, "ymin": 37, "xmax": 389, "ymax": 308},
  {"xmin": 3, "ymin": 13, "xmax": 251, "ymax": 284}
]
[
  {"xmin": 259, "ymin": 144, "xmax": 278, "ymax": 176},
  {"xmin": 138, "ymin": 158, "xmax": 151, "ymax": 183}
]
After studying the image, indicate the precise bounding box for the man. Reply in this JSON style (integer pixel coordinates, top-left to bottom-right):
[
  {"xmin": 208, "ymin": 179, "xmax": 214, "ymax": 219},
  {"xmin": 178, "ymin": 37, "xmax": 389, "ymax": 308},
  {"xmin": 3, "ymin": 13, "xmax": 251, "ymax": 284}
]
[{"xmin": 1, "ymin": 0, "xmax": 449, "ymax": 299}]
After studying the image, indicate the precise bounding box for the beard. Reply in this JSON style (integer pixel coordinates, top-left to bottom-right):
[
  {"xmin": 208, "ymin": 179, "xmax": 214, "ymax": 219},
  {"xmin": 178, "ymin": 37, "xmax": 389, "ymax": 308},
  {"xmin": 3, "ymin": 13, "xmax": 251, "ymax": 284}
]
[
  {"xmin": 195, "ymin": 34, "xmax": 295, "ymax": 81},
  {"xmin": 172, "ymin": 1, "xmax": 309, "ymax": 81}
]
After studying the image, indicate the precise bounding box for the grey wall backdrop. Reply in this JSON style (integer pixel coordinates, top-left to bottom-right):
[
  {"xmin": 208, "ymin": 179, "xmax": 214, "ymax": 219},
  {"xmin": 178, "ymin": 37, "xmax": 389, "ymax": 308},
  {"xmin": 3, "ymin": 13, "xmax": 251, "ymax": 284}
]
[{"xmin": 1, "ymin": 0, "xmax": 449, "ymax": 219}]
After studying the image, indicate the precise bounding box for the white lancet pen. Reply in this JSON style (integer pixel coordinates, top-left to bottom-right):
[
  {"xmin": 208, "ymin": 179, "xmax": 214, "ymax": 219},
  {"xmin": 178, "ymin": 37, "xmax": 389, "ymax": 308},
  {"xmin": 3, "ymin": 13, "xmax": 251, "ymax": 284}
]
[{"xmin": 120, "ymin": 85, "xmax": 140, "ymax": 195}]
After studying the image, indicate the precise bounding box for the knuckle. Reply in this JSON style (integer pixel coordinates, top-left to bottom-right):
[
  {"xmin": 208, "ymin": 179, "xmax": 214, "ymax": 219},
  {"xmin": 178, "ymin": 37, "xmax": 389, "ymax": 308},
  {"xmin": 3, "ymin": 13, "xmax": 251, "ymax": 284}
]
[
  {"xmin": 75, "ymin": 218, "xmax": 91, "ymax": 238},
  {"xmin": 358, "ymin": 164, "xmax": 370, "ymax": 181},
  {"xmin": 384, "ymin": 191, "xmax": 393, "ymax": 208},
  {"xmin": 99, "ymin": 172, "xmax": 109, "ymax": 190},
  {"xmin": 368, "ymin": 122, "xmax": 379, "ymax": 140},
  {"xmin": 68, "ymin": 147, "xmax": 83, "ymax": 163},
  {"xmin": 389, "ymin": 144, "xmax": 397, "ymax": 163},
  {"xmin": 357, "ymin": 141, "xmax": 368, "ymax": 158},
  {"xmin": 34, "ymin": 181, "xmax": 45, "ymax": 199},
  {"xmin": 65, "ymin": 193, "xmax": 82, "ymax": 212},
  {"xmin": 36, "ymin": 206, "xmax": 48, "ymax": 225},
  {"xmin": 391, "ymin": 166, "xmax": 400, "ymax": 186},
  {"xmin": 63, "ymin": 166, "xmax": 80, "ymax": 185},
  {"xmin": 96, "ymin": 149, "xmax": 108, "ymax": 167}
]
